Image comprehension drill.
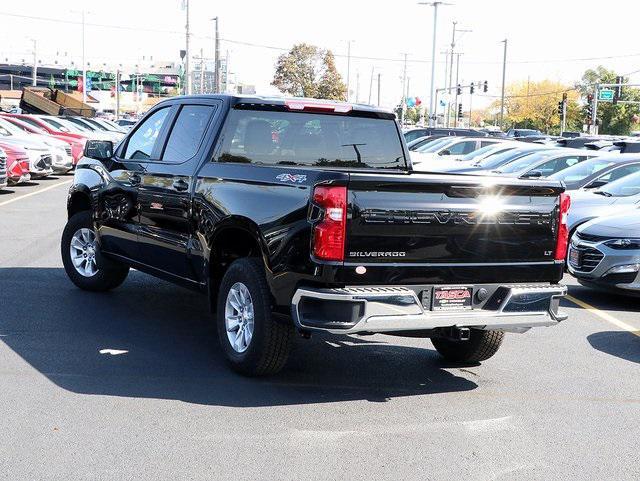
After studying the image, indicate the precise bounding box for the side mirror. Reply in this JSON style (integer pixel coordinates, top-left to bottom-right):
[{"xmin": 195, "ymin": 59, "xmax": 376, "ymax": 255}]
[
  {"xmin": 585, "ymin": 179, "xmax": 608, "ymax": 189},
  {"xmin": 522, "ymin": 170, "xmax": 542, "ymax": 178},
  {"xmin": 84, "ymin": 139, "xmax": 114, "ymax": 162},
  {"xmin": 439, "ymin": 149, "xmax": 451, "ymax": 156}
]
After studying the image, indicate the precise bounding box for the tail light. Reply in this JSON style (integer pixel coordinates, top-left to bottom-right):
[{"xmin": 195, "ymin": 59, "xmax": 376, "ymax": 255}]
[
  {"xmin": 554, "ymin": 192, "xmax": 571, "ymax": 260},
  {"xmin": 312, "ymin": 185, "xmax": 347, "ymax": 261},
  {"xmin": 19, "ymin": 159, "xmax": 30, "ymax": 173}
]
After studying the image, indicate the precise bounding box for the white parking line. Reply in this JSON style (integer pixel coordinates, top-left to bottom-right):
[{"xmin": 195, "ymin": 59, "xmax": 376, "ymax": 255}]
[
  {"xmin": 0, "ymin": 179, "xmax": 72, "ymax": 208},
  {"xmin": 566, "ymin": 294, "xmax": 640, "ymax": 337}
]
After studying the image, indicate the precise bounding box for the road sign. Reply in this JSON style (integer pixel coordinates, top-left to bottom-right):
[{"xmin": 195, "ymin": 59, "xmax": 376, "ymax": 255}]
[{"xmin": 599, "ymin": 89, "xmax": 614, "ymax": 101}]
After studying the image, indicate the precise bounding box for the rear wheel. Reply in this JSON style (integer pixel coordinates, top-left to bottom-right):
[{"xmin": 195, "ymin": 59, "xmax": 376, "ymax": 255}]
[
  {"xmin": 61, "ymin": 211, "xmax": 129, "ymax": 291},
  {"xmin": 431, "ymin": 329, "xmax": 504, "ymax": 363},
  {"xmin": 216, "ymin": 257, "xmax": 293, "ymax": 376}
]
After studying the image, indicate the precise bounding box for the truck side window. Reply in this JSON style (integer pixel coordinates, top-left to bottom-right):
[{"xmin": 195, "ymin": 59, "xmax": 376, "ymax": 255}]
[
  {"xmin": 123, "ymin": 108, "xmax": 170, "ymax": 160},
  {"xmin": 162, "ymin": 105, "xmax": 215, "ymax": 162}
]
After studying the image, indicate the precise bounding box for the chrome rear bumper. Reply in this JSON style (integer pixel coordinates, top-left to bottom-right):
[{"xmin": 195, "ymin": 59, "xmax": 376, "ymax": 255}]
[{"xmin": 291, "ymin": 283, "xmax": 567, "ymax": 335}]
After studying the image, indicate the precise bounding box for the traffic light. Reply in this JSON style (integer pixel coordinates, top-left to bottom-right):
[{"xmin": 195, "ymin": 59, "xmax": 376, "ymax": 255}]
[
  {"xmin": 457, "ymin": 103, "xmax": 463, "ymax": 119},
  {"xmin": 585, "ymin": 94, "xmax": 594, "ymax": 120},
  {"xmin": 558, "ymin": 101, "xmax": 564, "ymax": 116},
  {"xmin": 470, "ymin": 82, "xmax": 475, "ymax": 94},
  {"xmin": 614, "ymin": 76, "xmax": 623, "ymax": 104},
  {"xmin": 483, "ymin": 80, "xmax": 488, "ymax": 93},
  {"xmin": 456, "ymin": 84, "xmax": 462, "ymax": 95}
]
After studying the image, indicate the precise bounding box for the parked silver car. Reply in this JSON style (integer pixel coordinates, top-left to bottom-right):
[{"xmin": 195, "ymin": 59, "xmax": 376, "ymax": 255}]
[
  {"xmin": 567, "ymin": 170, "xmax": 640, "ymax": 235},
  {"xmin": 568, "ymin": 211, "xmax": 640, "ymax": 295}
]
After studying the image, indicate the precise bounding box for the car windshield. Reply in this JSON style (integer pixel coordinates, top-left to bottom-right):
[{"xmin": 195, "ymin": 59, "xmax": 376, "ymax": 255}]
[
  {"xmin": 496, "ymin": 151, "xmax": 557, "ymax": 173},
  {"xmin": 38, "ymin": 117, "xmax": 71, "ymax": 132},
  {"xmin": 65, "ymin": 117, "xmax": 97, "ymax": 131},
  {"xmin": 8, "ymin": 118, "xmax": 47, "ymax": 134},
  {"xmin": 475, "ymin": 148, "xmax": 544, "ymax": 169},
  {"xmin": 57, "ymin": 118, "xmax": 93, "ymax": 133},
  {"xmin": 0, "ymin": 119, "xmax": 23, "ymax": 136},
  {"xmin": 513, "ymin": 129, "xmax": 541, "ymax": 137},
  {"xmin": 460, "ymin": 143, "xmax": 509, "ymax": 161},
  {"xmin": 549, "ymin": 158, "xmax": 618, "ymax": 182},
  {"xmin": 597, "ymin": 170, "xmax": 640, "ymax": 197},
  {"xmin": 414, "ymin": 137, "xmax": 456, "ymax": 153}
]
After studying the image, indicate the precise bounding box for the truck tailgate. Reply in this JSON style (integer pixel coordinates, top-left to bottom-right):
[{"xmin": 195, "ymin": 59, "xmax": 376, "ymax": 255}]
[{"xmin": 345, "ymin": 172, "xmax": 564, "ymax": 265}]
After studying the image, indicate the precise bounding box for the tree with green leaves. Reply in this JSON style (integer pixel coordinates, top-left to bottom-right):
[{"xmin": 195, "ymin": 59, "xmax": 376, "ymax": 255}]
[
  {"xmin": 317, "ymin": 51, "xmax": 347, "ymax": 101},
  {"xmin": 272, "ymin": 43, "xmax": 346, "ymax": 100},
  {"xmin": 578, "ymin": 66, "xmax": 640, "ymax": 134}
]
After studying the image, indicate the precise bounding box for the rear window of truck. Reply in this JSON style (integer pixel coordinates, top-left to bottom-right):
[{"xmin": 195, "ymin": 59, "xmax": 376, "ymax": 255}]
[{"xmin": 217, "ymin": 108, "xmax": 407, "ymax": 170}]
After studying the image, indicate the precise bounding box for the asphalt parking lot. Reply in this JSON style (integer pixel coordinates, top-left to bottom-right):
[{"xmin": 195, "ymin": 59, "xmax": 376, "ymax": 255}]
[{"xmin": 1, "ymin": 177, "xmax": 638, "ymax": 481}]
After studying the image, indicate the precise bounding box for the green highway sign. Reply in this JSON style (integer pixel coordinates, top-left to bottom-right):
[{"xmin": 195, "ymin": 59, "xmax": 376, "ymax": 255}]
[{"xmin": 598, "ymin": 89, "xmax": 614, "ymax": 101}]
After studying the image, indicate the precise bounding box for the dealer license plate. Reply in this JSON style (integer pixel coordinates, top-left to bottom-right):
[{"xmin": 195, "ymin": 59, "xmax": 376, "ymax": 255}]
[{"xmin": 432, "ymin": 286, "xmax": 473, "ymax": 311}]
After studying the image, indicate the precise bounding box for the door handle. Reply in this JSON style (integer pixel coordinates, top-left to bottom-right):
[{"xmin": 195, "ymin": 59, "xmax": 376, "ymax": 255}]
[
  {"xmin": 172, "ymin": 179, "xmax": 189, "ymax": 192},
  {"xmin": 129, "ymin": 173, "xmax": 142, "ymax": 185}
]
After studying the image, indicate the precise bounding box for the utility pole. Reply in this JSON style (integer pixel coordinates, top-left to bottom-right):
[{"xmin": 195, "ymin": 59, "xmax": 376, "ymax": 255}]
[
  {"xmin": 592, "ymin": 85, "xmax": 599, "ymax": 135},
  {"xmin": 499, "ymin": 38, "xmax": 508, "ymax": 129},
  {"xmin": 31, "ymin": 39, "xmax": 37, "ymax": 87},
  {"xmin": 368, "ymin": 66, "xmax": 375, "ymax": 104},
  {"xmin": 377, "ymin": 72, "xmax": 381, "ymax": 106},
  {"xmin": 346, "ymin": 40, "xmax": 353, "ymax": 102},
  {"xmin": 200, "ymin": 48, "xmax": 205, "ymax": 94},
  {"xmin": 115, "ymin": 69, "xmax": 120, "ymax": 120},
  {"xmin": 82, "ymin": 10, "xmax": 86, "ymax": 103},
  {"xmin": 185, "ymin": 0, "xmax": 191, "ymax": 95},
  {"xmin": 419, "ymin": 1, "xmax": 451, "ymax": 127},
  {"xmin": 446, "ymin": 21, "xmax": 471, "ymax": 127},
  {"xmin": 355, "ymin": 71, "xmax": 360, "ymax": 103},
  {"xmin": 212, "ymin": 16, "xmax": 220, "ymax": 93},
  {"xmin": 446, "ymin": 21, "xmax": 456, "ymax": 127},
  {"xmin": 469, "ymin": 84, "xmax": 473, "ymax": 127},
  {"xmin": 453, "ymin": 53, "xmax": 461, "ymax": 127},
  {"xmin": 401, "ymin": 53, "xmax": 408, "ymax": 126}
]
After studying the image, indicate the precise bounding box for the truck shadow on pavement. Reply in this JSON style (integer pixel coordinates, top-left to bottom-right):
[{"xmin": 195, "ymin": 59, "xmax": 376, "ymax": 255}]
[
  {"xmin": 587, "ymin": 331, "xmax": 640, "ymax": 365},
  {"xmin": 0, "ymin": 268, "xmax": 477, "ymax": 406}
]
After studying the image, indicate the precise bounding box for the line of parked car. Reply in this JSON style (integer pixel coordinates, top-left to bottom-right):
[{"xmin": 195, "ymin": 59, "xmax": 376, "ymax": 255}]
[
  {"xmin": 0, "ymin": 113, "xmax": 128, "ymax": 188},
  {"xmin": 404, "ymin": 127, "xmax": 640, "ymax": 297}
]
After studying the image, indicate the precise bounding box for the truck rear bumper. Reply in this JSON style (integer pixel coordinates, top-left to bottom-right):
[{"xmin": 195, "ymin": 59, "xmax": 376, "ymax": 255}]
[{"xmin": 291, "ymin": 283, "xmax": 567, "ymax": 335}]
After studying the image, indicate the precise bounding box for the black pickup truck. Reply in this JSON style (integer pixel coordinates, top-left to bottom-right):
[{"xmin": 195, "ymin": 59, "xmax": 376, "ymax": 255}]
[{"xmin": 62, "ymin": 95, "xmax": 569, "ymax": 376}]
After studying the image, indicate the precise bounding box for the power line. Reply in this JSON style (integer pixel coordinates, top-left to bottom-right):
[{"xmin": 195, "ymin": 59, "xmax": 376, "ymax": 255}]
[{"xmin": 3, "ymin": 11, "xmax": 640, "ymax": 66}]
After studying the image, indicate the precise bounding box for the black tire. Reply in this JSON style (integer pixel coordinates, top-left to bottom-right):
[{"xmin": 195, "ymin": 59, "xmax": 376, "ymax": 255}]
[
  {"xmin": 216, "ymin": 257, "xmax": 293, "ymax": 376},
  {"xmin": 431, "ymin": 329, "xmax": 504, "ymax": 363},
  {"xmin": 61, "ymin": 211, "xmax": 129, "ymax": 292}
]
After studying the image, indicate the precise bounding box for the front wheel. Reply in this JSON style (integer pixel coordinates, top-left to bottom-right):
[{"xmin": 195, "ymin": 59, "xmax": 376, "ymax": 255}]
[
  {"xmin": 431, "ymin": 329, "xmax": 504, "ymax": 363},
  {"xmin": 216, "ymin": 258, "xmax": 293, "ymax": 376},
  {"xmin": 61, "ymin": 211, "xmax": 129, "ymax": 291}
]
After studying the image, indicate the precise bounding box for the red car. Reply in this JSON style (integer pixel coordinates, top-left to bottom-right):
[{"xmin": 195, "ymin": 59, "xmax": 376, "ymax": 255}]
[
  {"xmin": 0, "ymin": 114, "xmax": 87, "ymax": 165},
  {"xmin": 0, "ymin": 141, "xmax": 31, "ymax": 185}
]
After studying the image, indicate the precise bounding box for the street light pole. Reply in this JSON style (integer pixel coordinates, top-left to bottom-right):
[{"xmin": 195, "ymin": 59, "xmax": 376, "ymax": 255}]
[
  {"xmin": 211, "ymin": 16, "xmax": 220, "ymax": 94},
  {"xmin": 346, "ymin": 40, "xmax": 353, "ymax": 102},
  {"xmin": 185, "ymin": 0, "xmax": 191, "ymax": 95},
  {"xmin": 419, "ymin": 1, "xmax": 451, "ymax": 127},
  {"xmin": 31, "ymin": 39, "xmax": 37, "ymax": 87},
  {"xmin": 401, "ymin": 53, "xmax": 408, "ymax": 126},
  {"xmin": 499, "ymin": 38, "xmax": 508, "ymax": 128}
]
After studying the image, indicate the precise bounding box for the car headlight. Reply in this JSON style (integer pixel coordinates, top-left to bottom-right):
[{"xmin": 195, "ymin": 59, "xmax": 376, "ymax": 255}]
[{"xmin": 604, "ymin": 239, "xmax": 640, "ymax": 249}]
